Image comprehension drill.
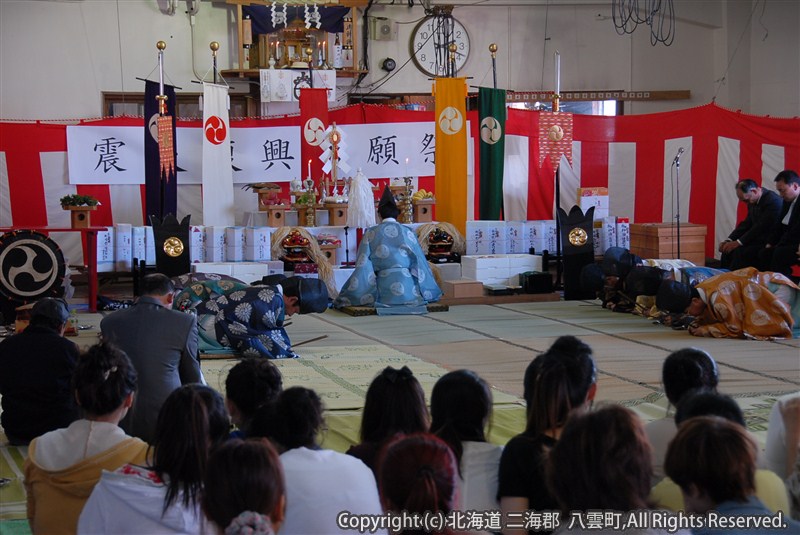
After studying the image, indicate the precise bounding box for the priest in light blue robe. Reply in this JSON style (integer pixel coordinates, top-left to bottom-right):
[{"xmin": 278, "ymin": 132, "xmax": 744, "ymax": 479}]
[{"xmin": 334, "ymin": 186, "xmax": 442, "ymax": 314}]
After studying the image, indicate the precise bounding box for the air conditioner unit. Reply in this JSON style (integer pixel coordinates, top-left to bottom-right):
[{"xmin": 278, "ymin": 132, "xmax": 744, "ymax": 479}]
[{"xmin": 369, "ymin": 17, "xmax": 396, "ymax": 41}]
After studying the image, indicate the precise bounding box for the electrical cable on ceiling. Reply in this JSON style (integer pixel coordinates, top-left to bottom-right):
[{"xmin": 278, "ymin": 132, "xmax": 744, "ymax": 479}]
[
  {"xmin": 350, "ymin": 15, "xmax": 440, "ymax": 100},
  {"xmin": 713, "ymin": 0, "xmax": 765, "ymax": 101},
  {"xmin": 612, "ymin": 0, "xmax": 675, "ymax": 46},
  {"xmin": 539, "ymin": 0, "xmax": 550, "ymax": 90}
]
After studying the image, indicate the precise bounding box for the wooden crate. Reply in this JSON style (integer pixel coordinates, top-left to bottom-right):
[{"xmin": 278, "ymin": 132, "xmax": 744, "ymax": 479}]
[{"xmin": 629, "ymin": 223, "xmax": 707, "ymax": 265}]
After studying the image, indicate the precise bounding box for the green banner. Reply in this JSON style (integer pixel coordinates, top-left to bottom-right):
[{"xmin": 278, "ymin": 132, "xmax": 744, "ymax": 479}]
[{"xmin": 478, "ymin": 87, "xmax": 507, "ymax": 220}]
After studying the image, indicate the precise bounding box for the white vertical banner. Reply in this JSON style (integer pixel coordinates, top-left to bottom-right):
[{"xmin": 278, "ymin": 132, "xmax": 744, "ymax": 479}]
[
  {"xmin": 502, "ymin": 135, "xmax": 529, "ymax": 221},
  {"xmin": 202, "ymin": 82, "xmax": 235, "ymax": 226},
  {"xmin": 608, "ymin": 142, "xmax": 636, "ymax": 221},
  {"xmin": 715, "ymin": 137, "xmax": 741, "ymax": 256},
  {"xmin": 662, "ymin": 137, "xmax": 692, "ymax": 224},
  {"xmin": 761, "ymin": 144, "xmax": 785, "ymax": 193}
]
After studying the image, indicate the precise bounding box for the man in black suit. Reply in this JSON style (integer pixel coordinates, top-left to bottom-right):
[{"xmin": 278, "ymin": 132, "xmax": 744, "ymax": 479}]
[
  {"xmin": 718, "ymin": 178, "xmax": 781, "ymax": 270},
  {"xmin": 101, "ymin": 273, "xmax": 203, "ymax": 443},
  {"xmin": 0, "ymin": 298, "xmax": 79, "ymax": 444},
  {"xmin": 759, "ymin": 170, "xmax": 800, "ymax": 277}
]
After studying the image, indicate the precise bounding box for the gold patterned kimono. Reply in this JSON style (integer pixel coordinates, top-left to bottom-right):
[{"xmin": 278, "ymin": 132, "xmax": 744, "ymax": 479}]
[{"xmin": 689, "ymin": 268, "xmax": 798, "ymax": 340}]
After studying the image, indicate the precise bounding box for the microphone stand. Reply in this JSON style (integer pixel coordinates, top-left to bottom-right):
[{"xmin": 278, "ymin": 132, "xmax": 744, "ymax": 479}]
[{"xmin": 675, "ymin": 155, "xmax": 681, "ymax": 259}]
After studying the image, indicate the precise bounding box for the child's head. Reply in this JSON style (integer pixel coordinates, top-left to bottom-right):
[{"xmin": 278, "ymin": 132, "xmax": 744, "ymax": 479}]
[
  {"xmin": 203, "ymin": 438, "xmax": 285, "ymax": 534},
  {"xmin": 378, "ymin": 433, "xmax": 457, "ymax": 516},
  {"xmin": 225, "ymin": 358, "xmax": 283, "ymax": 431},
  {"xmin": 360, "ymin": 366, "xmax": 428, "ymax": 444},
  {"xmin": 73, "ymin": 342, "xmax": 137, "ymax": 419}
]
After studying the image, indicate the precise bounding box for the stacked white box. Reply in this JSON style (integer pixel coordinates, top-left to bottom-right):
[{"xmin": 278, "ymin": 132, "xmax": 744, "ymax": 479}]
[
  {"xmin": 264, "ymin": 260, "xmax": 284, "ymax": 275},
  {"xmin": 506, "ymin": 221, "xmax": 526, "ymax": 254},
  {"xmin": 578, "ymin": 187, "xmax": 610, "ymax": 220},
  {"xmin": 114, "ymin": 224, "xmax": 133, "ymax": 271},
  {"xmin": 244, "ymin": 227, "xmax": 272, "ymax": 262},
  {"xmin": 542, "ymin": 220, "xmax": 558, "ymax": 252},
  {"xmin": 192, "ymin": 262, "xmax": 233, "ymax": 276},
  {"xmin": 595, "ymin": 216, "xmax": 617, "ymax": 254},
  {"xmin": 523, "ymin": 221, "xmax": 545, "ymax": 253},
  {"xmin": 205, "ymin": 226, "xmax": 227, "ymax": 263},
  {"xmin": 592, "ymin": 226, "xmax": 604, "ymax": 256},
  {"xmin": 616, "ymin": 218, "xmax": 630, "ymax": 249},
  {"xmin": 435, "ymin": 263, "xmax": 462, "ymax": 282},
  {"xmin": 132, "ymin": 227, "xmax": 147, "ymax": 263},
  {"xmin": 96, "ymin": 227, "xmax": 115, "ymax": 272},
  {"xmin": 145, "ymin": 226, "xmax": 157, "ymax": 265},
  {"xmin": 465, "ymin": 221, "xmax": 506, "ymax": 256},
  {"xmin": 506, "ymin": 254, "xmax": 543, "ymax": 285},
  {"xmin": 189, "ymin": 226, "xmax": 206, "ymax": 264},
  {"xmin": 461, "ymin": 255, "xmax": 510, "ymax": 285},
  {"xmin": 231, "ymin": 262, "xmax": 270, "ymax": 283},
  {"xmin": 225, "ymin": 227, "xmax": 245, "ymax": 262}
]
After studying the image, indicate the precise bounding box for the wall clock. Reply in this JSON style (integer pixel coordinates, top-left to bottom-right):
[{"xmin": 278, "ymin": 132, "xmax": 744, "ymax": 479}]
[{"xmin": 409, "ymin": 15, "xmax": 470, "ymax": 77}]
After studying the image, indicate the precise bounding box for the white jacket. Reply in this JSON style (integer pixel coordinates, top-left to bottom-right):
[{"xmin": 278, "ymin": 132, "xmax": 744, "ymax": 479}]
[{"xmin": 77, "ymin": 464, "xmax": 212, "ymax": 535}]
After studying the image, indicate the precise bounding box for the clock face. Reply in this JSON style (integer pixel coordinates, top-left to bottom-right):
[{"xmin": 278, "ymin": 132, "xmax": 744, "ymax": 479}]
[{"xmin": 410, "ymin": 16, "xmax": 470, "ymax": 77}]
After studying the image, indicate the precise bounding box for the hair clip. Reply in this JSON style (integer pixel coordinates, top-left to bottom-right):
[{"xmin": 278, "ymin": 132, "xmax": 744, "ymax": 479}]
[
  {"xmin": 102, "ymin": 366, "xmax": 118, "ymax": 381},
  {"xmin": 383, "ymin": 365, "xmax": 413, "ymax": 383}
]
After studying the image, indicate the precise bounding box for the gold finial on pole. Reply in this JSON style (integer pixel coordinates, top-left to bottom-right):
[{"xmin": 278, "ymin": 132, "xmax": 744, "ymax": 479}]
[
  {"xmin": 156, "ymin": 41, "xmax": 168, "ymax": 113},
  {"xmin": 448, "ymin": 43, "xmax": 457, "ymax": 77},
  {"xmin": 305, "ymin": 47, "xmax": 314, "ymax": 63},
  {"xmin": 210, "ymin": 42, "xmax": 220, "ymax": 84},
  {"xmin": 489, "ymin": 43, "xmax": 498, "ymax": 88}
]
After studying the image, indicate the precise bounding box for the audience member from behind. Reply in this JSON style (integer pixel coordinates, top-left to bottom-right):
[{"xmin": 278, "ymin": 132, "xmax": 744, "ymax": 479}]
[
  {"xmin": 378, "ymin": 433, "xmax": 458, "ymax": 535},
  {"xmin": 774, "ymin": 396, "xmax": 800, "ymax": 519},
  {"xmin": 765, "ymin": 392, "xmax": 800, "ymax": 480},
  {"xmin": 547, "ymin": 405, "xmax": 689, "ymax": 535},
  {"xmin": 430, "ymin": 369, "xmax": 502, "ymax": 515},
  {"xmin": 24, "ymin": 342, "xmax": 148, "ymax": 535},
  {"xmin": 664, "ymin": 416, "xmax": 800, "ymax": 534},
  {"xmin": 498, "ymin": 335, "xmax": 597, "ymax": 535},
  {"xmin": 100, "ymin": 273, "xmax": 203, "ymax": 443},
  {"xmin": 203, "ymin": 438, "xmax": 286, "ymax": 535},
  {"xmin": 651, "ymin": 391, "xmax": 789, "ymax": 515},
  {"xmin": 250, "ymin": 387, "xmax": 385, "ymax": 535},
  {"xmin": 225, "ymin": 358, "xmax": 283, "ymax": 438},
  {"xmin": 0, "ymin": 297, "xmax": 80, "ymax": 445},
  {"xmin": 644, "ymin": 348, "xmax": 719, "ymax": 482},
  {"xmin": 78, "ymin": 384, "xmax": 229, "ymax": 534},
  {"xmin": 347, "ymin": 365, "xmax": 429, "ymax": 472}
]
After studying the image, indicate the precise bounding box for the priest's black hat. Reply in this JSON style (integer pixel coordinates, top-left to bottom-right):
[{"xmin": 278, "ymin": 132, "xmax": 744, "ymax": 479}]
[
  {"xmin": 656, "ymin": 280, "xmax": 693, "ymax": 313},
  {"xmin": 282, "ymin": 276, "xmax": 329, "ymax": 314},
  {"xmin": 580, "ymin": 263, "xmax": 605, "ymax": 293},
  {"xmin": 378, "ymin": 186, "xmax": 399, "ymax": 219},
  {"xmin": 625, "ymin": 266, "xmax": 667, "ymax": 298}
]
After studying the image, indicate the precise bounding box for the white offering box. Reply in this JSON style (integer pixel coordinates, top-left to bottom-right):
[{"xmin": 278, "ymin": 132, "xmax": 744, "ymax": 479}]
[
  {"xmin": 145, "ymin": 226, "xmax": 157, "ymax": 265},
  {"xmin": 189, "ymin": 226, "xmax": 206, "ymax": 264},
  {"xmin": 132, "ymin": 227, "xmax": 147, "ymax": 263},
  {"xmin": 114, "ymin": 224, "xmax": 132, "ymax": 271}
]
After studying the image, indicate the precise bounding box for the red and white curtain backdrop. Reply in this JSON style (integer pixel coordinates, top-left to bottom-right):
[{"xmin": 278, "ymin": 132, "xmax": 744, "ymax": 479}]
[{"xmin": 1, "ymin": 103, "xmax": 798, "ymax": 265}]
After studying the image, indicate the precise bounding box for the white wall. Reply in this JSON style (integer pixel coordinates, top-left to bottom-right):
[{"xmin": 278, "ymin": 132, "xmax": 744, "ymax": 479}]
[{"xmin": 1, "ymin": 0, "xmax": 798, "ymax": 120}]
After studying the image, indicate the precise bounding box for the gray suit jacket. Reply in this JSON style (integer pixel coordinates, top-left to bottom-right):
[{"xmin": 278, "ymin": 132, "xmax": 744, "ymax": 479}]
[{"xmin": 100, "ymin": 296, "xmax": 202, "ymax": 443}]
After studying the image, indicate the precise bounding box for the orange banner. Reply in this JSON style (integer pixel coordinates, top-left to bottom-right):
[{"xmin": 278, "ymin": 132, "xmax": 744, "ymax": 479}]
[{"xmin": 434, "ymin": 78, "xmax": 468, "ymax": 235}]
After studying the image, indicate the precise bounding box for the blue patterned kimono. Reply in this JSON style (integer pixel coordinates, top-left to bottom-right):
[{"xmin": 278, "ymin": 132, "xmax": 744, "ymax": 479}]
[
  {"xmin": 334, "ymin": 219, "xmax": 442, "ymax": 311},
  {"xmin": 207, "ymin": 286, "xmax": 297, "ymax": 359}
]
